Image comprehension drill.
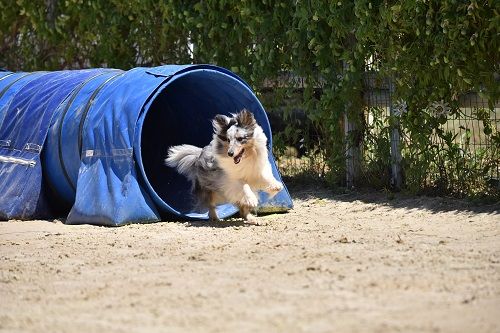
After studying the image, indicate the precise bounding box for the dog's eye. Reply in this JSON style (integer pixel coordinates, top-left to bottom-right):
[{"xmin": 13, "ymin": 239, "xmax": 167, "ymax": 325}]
[
  {"xmin": 217, "ymin": 135, "xmax": 229, "ymax": 142},
  {"xmin": 236, "ymin": 137, "xmax": 243, "ymax": 142}
]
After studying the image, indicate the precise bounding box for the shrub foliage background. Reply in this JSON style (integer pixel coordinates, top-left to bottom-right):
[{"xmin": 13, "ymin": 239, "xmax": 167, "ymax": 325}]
[{"xmin": 1, "ymin": 0, "xmax": 498, "ymax": 198}]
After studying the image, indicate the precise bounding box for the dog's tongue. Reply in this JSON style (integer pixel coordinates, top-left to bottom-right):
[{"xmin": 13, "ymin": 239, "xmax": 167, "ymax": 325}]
[{"xmin": 233, "ymin": 149, "xmax": 244, "ymax": 164}]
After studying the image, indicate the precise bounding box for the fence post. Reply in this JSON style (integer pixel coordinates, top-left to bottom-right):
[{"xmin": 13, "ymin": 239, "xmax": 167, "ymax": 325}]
[
  {"xmin": 389, "ymin": 81, "xmax": 403, "ymax": 189},
  {"xmin": 344, "ymin": 112, "xmax": 360, "ymax": 189},
  {"xmin": 343, "ymin": 58, "xmax": 362, "ymax": 189}
]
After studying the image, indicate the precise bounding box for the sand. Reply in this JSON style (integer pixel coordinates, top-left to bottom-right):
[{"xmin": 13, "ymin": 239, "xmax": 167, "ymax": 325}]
[{"xmin": 0, "ymin": 187, "xmax": 499, "ymax": 333}]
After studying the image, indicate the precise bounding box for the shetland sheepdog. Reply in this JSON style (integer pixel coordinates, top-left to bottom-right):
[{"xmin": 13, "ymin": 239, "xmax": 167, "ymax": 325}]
[{"xmin": 165, "ymin": 109, "xmax": 283, "ymax": 223}]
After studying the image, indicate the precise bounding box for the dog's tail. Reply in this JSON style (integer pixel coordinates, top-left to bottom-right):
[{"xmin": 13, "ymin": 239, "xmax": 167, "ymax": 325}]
[{"xmin": 165, "ymin": 144, "xmax": 202, "ymax": 177}]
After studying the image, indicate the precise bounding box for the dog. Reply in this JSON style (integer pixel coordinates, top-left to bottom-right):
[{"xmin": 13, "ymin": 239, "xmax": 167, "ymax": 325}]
[{"xmin": 165, "ymin": 109, "xmax": 284, "ymax": 223}]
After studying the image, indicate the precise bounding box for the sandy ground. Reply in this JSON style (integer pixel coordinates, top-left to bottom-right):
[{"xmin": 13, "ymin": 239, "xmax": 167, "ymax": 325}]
[{"xmin": 0, "ymin": 186, "xmax": 499, "ymax": 333}]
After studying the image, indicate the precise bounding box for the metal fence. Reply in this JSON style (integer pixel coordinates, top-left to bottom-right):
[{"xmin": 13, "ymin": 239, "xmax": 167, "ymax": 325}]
[{"xmin": 271, "ymin": 72, "xmax": 499, "ymax": 193}]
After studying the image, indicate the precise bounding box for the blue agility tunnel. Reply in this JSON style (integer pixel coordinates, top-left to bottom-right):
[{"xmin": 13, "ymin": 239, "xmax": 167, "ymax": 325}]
[{"xmin": 0, "ymin": 65, "xmax": 293, "ymax": 226}]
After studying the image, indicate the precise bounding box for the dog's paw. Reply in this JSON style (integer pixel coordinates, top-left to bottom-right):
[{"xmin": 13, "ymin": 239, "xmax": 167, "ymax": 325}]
[
  {"xmin": 208, "ymin": 208, "xmax": 219, "ymax": 222},
  {"xmin": 266, "ymin": 181, "xmax": 284, "ymax": 198},
  {"xmin": 208, "ymin": 215, "xmax": 220, "ymax": 223},
  {"xmin": 241, "ymin": 193, "xmax": 259, "ymax": 209},
  {"xmin": 245, "ymin": 214, "xmax": 267, "ymax": 226}
]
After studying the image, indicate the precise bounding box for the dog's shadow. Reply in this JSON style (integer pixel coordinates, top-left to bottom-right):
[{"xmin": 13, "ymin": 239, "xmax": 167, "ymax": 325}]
[{"xmin": 183, "ymin": 218, "xmax": 266, "ymax": 228}]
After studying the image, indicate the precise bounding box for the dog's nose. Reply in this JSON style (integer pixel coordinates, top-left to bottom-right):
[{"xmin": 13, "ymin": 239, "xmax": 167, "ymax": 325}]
[{"xmin": 227, "ymin": 150, "xmax": 234, "ymax": 157}]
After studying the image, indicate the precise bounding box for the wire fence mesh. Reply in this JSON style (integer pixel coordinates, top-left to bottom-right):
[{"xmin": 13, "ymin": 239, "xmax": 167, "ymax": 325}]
[{"xmin": 271, "ymin": 71, "xmax": 499, "ymax": 196}]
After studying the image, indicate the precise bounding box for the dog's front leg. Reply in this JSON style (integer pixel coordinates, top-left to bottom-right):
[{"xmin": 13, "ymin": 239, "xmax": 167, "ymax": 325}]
[
  {"xmin": 239, "ymin": 184, "xmax": 261, "ymax": 224},
  {"xmin": 238, "ymin": 204, "xmax": 261, "ymax": 225},
  {"xmin": 265, "ymin": 178, "xmax": 284, "ymax": 198},
  {"xmin": 224, "ymin": 182, "xmax": 259, "ymax": 222},
  {"xmin": 224, "ymin": 181, "xmax": 259, "ymax": 209},
  {"xmin": 260, "ymin": 169, "xmax": 284, "ymax": 198},
  {"xmin": 241, "ymin": 183, "xmax": 259, "ymax": 208}
]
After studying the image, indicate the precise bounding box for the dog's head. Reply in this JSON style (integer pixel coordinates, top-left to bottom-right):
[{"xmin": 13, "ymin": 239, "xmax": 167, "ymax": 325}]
[{"xmin": 212, "ymin": 109, "xmax": 257, "ymax": 164}]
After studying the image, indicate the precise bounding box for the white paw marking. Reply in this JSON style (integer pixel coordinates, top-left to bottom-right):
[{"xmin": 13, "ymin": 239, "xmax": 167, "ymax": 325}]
[
  {"xmin": 266, "ymin": 181, "xmax": 284, "ymax": 197},
  {"xmin": 241, "ymin": 193, "xmax": 259, "ymax": 208}
]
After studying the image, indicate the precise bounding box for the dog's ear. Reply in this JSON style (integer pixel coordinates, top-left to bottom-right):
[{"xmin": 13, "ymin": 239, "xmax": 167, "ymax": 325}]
[
  {"xmin": 236, "ymin": 109, "xmax": 256, "ymax": 129},
  {"xmin": 212, "ymin": 114, "xmax": 230, "ymax": 133}
]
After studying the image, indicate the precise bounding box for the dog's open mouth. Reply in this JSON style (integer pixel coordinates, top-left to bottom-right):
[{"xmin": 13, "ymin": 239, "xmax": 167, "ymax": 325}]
[{"xmin": 233, "ymin": 149, "xmax": 245, "ymax": 164}]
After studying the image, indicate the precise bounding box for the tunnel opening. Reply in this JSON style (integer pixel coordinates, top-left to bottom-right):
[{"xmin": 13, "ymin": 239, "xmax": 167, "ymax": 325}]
[{"xmin": 136, "ymin": 69, "xmax": 270, "ymax": 219}]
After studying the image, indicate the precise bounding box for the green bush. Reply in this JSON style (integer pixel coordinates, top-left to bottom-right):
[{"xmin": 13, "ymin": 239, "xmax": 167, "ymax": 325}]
[{"xmin": 1, "ymin": 0, "xmax": 498, "ymax": 198}]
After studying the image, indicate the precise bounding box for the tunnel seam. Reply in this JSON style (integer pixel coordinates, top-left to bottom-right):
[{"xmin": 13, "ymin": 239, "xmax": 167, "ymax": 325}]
[{"xmin": 77, "ymin": 71, "xmax": 124, "ymax": 159}]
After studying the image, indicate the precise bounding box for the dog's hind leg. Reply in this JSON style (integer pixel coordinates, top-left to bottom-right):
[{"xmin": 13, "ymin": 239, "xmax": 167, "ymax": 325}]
[{"xmin": 208, "ymin": 191, "xmax": 219, "ymax": 222}]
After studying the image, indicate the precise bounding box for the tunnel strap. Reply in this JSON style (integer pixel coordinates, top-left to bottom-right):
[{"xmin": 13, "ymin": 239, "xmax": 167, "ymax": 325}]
[
  {"xmin": 24, "ymin": 143, "xmax": 42, "ymax": 153},
  {"xmin": 84, "ymin": 148, "xmax": 133, "ymax": 158},
  {"xmin": 0, "ymin": 140, "xmax": 41, "ymax": 153},
  {"xmin": 56, "ymin": 70, "xmax": 122, "ymax": 192},
  {"xmin": 77, "ymin": 71, "xmax": 124, "ymax": 159},
  {"xmin": 0, "ymin": 155, "xmax": 36, "ymax": 167}
]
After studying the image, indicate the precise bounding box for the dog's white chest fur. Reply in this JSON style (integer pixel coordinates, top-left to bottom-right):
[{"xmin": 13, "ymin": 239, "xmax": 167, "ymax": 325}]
[{"xmin": 217, "ymin": 149, "xmax": 267, "ymax": 184}]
